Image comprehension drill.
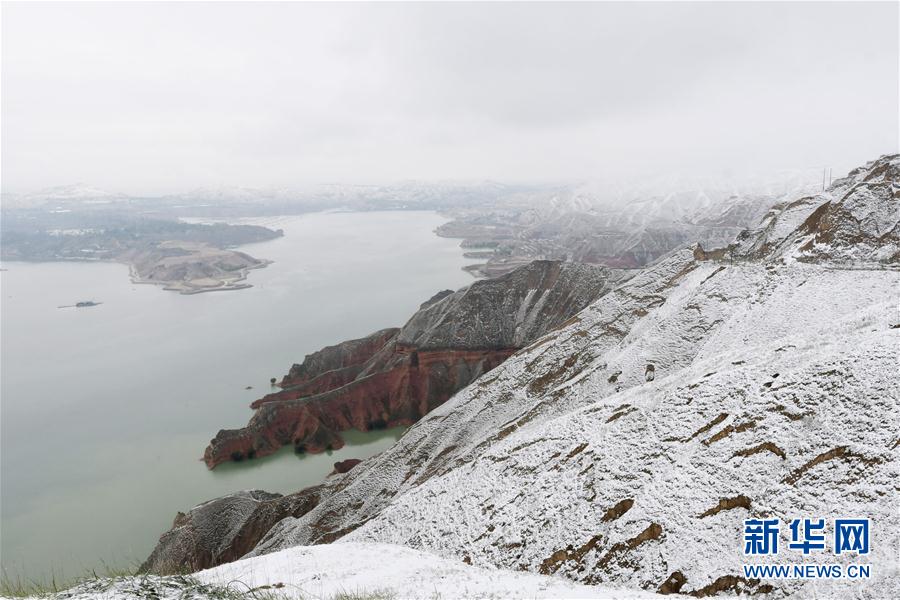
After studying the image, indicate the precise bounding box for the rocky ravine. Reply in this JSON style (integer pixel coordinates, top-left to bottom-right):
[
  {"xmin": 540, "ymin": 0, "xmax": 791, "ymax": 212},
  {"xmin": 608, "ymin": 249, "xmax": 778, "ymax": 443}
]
[
  {"xmin": 202, "ymin": 260, "xmax": 620, "ymax": 469},
  {"xmin": 147, "ymin": 155, "xmax": 898, "ymax": 598}
]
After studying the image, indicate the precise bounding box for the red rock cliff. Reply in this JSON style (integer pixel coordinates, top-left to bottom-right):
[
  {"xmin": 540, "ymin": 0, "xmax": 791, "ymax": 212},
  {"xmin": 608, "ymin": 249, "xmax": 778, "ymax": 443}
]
[{"xmin": 204, "ymin": 260, "xmax": 618, "ymax": 469}]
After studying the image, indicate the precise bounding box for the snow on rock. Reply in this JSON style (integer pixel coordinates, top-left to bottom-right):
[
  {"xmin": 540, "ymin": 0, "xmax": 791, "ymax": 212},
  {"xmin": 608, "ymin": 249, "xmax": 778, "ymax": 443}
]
[
  {"xmin": 343, "ymin": 291, "xmax": 897, "ymax": 598},
  {"xmin": 398, "ymin": 260, "xmax": 620, "ymax": 350},
  {"xmin": 728, "ymin": 153, "xmax": 899, "ymax": 264},
  {"xmin": 139, "ymin": 488, "xmax": 296, "ymax": 574}
]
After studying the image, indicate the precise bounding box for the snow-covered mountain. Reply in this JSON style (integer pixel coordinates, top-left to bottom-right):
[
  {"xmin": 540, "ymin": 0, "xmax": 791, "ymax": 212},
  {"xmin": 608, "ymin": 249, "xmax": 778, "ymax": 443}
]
[
  {"xmin": 727, "ymin": 155, "xmax": 900, "ymax": 264},
  {"xmin": 1, "ymin": 184, "xmax": 128, "ymax": 209},
  {"xmin": 433, "ymin": 174, "xmax": 821, "ymax": 275},
  {"xmin": 208, "ymin": 154, "xmax": 896, "ymax": 598},
  {"xmin": 26, "ymin": 183, "xmax": 127, "ymax": 202}
]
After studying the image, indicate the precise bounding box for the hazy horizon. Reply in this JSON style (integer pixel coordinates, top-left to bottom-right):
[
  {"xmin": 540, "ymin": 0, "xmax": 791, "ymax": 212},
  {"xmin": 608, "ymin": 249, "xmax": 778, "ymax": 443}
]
[{"xmin": 2, "ymin": 1, "xmax": 898, "ymax": 196}]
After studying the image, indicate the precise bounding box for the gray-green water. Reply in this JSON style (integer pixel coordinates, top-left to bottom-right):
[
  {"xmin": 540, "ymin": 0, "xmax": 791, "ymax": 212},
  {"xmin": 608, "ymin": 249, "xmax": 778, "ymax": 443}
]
[{"xmin": 0, "ymin": 211, "xmax": 475, "ymax": 583}]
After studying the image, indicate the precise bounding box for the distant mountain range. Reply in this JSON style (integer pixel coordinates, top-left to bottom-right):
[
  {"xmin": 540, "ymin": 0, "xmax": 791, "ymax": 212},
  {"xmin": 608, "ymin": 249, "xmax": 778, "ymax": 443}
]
[{"xmin": 3, "ymin": 167, "xmax": 824, "ymax": 212}]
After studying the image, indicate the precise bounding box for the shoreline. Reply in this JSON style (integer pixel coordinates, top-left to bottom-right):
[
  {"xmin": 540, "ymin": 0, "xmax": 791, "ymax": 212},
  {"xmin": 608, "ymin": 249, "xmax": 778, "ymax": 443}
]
[
  {"xmin": 4, "ymin": 209, "xmax": 486, "ymax": 291},
  {"xmin": 128, "ymin": 258, "xmax": 273, "ymax": 295}
]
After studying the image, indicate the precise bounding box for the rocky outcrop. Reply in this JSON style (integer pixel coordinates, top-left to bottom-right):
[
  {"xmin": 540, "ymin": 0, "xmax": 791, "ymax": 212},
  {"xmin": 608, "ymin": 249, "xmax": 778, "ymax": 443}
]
[
  {"xmin": 332, "ymin": 458, "xmax": 362, "ymax": 474},
  {"xmin": 398, "ymin": 260, "xmax": 613, "ymax": 349},
  {"xmin": 139, "ymin": 487, "xmax": 322, "ymax": 574},
  {"xmin": 791, "ymin": 155, "xmax": 899, "ymax": 263},
  {"xmin": 276, "ymin": 328, "xmax": 400, "ymax": 391},
  {"xmin": 141, "ymin": 260, "xmax": 615, "ymax": 575},
  {"xmin": 204, "ymin": 346, "xmax": 517, "ymax": 467},
  {"xmin": 203, "ymin": 260, "xmax": 618, "ymax": 469},
  {"xmin": 720, "ymin": 154, "xmax": 899, "ymax": 264}
]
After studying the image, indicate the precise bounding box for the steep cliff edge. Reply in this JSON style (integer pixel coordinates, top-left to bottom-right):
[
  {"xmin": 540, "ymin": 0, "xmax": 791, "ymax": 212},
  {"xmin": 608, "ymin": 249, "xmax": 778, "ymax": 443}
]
[{"xmin": 203, "ymin": 260, "xmax": 618, "ymax": 469}]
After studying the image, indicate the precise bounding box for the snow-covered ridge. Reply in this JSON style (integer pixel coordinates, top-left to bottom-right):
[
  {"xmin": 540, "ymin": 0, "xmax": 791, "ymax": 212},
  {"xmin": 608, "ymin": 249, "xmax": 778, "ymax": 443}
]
[
  {"xmin": 728, "ymin": 154, "xmax": 899, "ymax": 264},
  {"xmin": 238, "ymin": 155, "xmax": 898, "ymax": 598}
]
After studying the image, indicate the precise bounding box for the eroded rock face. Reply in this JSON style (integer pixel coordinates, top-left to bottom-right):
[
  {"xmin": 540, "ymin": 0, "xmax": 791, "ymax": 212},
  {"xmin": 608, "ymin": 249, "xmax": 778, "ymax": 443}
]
[
  {"xmin": 333, "ymin": 458, "xmax": 362, "ymax": 474},
  {"xmin": 204, "ymin": 346, "xmax": 517, "ymax": 468},
  {"xmin": 276, "ymin": 328, "xmax": 401, "ymax": 393},
  {"xmin": 398, "ymin": 261, "xmax": 612, "ymax": 350},
  {"xmin": 139, "ymin": 488, "xmax": 322, "ymax": 574},
  {"xmin": 203, "ymin": 260, "xmax": 617, "ymax": 468},
  {"xmin": 722, "ymin": 154, "xmax": 899, "ymax": 264}
]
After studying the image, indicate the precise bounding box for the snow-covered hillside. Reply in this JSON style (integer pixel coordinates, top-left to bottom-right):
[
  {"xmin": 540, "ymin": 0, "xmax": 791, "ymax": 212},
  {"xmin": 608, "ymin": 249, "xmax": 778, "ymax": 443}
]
[
  {"xmin": 239, "ymin": 155, "xmax": 898, "ymax": 598},
  {"xmin": 729, "ymin": 154, "xmax": 900, "ymax": 264},
  {"xmin": 200, "ymin": 542, "xmax": 677, "ymax": 599},
  {"xmin": 15, "ymin": 543, "xmax": 678, "ymax": 599}
]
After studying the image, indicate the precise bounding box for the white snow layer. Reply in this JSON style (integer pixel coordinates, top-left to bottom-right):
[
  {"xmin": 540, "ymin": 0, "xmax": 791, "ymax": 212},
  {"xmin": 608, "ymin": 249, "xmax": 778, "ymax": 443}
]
[
  {"xmin": 198, "ymin": 542, "xmax": 677, "ymax": 599},
  {"xmin": 9, "ymin": 542, "xmax": 679, "ymax": 599}
]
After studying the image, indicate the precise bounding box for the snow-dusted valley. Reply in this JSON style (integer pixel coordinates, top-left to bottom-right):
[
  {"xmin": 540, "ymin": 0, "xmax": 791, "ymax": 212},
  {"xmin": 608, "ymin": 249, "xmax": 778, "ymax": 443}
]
[{"xmin": 11, "ymin": 155, "xmax": 898, "ymax": 600}]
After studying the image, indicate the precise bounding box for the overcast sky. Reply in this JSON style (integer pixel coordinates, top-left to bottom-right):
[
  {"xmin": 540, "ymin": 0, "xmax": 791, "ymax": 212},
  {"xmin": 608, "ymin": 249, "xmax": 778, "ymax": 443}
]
[{"xmin": 2, "ymin": 1, "xmax": 897, "ymax": 195}]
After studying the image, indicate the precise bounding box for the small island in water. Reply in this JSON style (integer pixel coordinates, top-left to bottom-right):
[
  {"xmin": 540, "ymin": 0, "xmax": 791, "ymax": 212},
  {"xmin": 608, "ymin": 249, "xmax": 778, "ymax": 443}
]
[{"xmin": 57, "ymin": 300, "xmax": 103, "ymax": 309}]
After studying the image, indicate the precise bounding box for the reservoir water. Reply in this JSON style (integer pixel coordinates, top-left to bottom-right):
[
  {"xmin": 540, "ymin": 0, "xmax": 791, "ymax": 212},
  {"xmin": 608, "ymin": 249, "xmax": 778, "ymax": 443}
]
[{"xmin": 0, "ymin": 211, "xmax": 475, "ymax": 583}]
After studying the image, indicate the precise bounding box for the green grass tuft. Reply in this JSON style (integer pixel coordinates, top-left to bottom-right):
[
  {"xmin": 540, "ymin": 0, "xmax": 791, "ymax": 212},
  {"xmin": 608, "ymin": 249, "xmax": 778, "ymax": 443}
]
[{"xmin": 1, "ymin": 559, "xmax": 142, "ymax": 597}]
